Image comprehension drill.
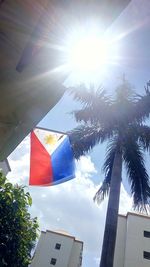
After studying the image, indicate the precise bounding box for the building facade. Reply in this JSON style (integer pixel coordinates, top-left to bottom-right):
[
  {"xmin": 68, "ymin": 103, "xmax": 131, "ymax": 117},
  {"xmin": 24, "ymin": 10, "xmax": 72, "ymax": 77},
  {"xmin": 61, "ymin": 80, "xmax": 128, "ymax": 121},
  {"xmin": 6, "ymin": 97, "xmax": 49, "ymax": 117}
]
[
  {"xmin": 30, "ymin": 230, "xmax": 83, "ymax": 267},
  {"xmin": 114, "ymin": 212, "xmax": 150, "ymax": 267}
]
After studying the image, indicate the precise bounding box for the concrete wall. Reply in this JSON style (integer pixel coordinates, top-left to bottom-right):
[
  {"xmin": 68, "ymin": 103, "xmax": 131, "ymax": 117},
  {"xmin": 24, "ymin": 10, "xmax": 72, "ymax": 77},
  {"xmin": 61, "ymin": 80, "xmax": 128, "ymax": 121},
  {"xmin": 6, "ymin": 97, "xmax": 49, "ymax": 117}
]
[
  {"xmin": 113, "ymin": 215, "xmax": 127, "ymax": 267},
  {"xmin": 114, "ymin": 213, "xmax": 150, "ymax": 267},
  {"xmin": 124, "ymin": 213, "xmax": 150, "ymax": 267},
  {"xmin": 31, "ymin": 230, "xmax": 83, "ymax": 267},
  {"xmin": 68, "ymin": 240, "xmax": 83, "ymax": 267},
  {"xmin": 0, "ymin": 0, "xmax": 67, "ymax": 160}
]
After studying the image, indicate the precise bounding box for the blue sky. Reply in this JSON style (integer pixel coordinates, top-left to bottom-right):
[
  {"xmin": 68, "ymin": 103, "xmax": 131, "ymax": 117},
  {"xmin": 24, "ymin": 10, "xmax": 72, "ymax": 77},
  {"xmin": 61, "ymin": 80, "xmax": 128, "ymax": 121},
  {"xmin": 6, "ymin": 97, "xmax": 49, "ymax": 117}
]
[{"xmin": 7, "ymin": 0, "xmax": 150, "ymax": 266}]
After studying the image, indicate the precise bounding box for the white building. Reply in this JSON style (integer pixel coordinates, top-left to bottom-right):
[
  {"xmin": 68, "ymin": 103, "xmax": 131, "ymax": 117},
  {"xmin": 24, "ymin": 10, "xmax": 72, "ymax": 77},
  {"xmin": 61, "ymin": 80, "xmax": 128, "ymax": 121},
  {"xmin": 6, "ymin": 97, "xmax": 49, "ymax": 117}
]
[
  {"xmin": 30, "ymin": 230, "xmax": 83, "ymax": 267},
  {"xmin": 114, "ymin": 212, "xmax": 150, "ymax": 267}
]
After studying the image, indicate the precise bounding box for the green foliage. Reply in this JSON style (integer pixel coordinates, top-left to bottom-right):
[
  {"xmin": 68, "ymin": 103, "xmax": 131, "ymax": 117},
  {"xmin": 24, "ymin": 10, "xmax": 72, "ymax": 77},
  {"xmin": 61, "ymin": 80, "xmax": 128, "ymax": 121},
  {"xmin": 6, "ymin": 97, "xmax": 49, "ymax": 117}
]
[
  {"xmin": 94, "ymin": 139, "xmax": 117, "ymax": 204},
  {"xmin": 0, "ymin": 172, "xmax": 39, "ymax": 267},
  {"xmin": 69, "ymin": 80, "xmax": 150, "ymax": 212}
]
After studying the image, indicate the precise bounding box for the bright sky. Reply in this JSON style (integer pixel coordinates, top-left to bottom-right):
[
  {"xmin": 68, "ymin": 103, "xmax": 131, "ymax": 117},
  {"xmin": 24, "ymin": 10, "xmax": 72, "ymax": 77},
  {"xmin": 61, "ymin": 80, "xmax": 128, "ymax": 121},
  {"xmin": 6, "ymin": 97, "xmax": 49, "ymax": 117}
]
[{"xmin": 7, "ymin": 0, "xmax": 150, "ymax": 266}]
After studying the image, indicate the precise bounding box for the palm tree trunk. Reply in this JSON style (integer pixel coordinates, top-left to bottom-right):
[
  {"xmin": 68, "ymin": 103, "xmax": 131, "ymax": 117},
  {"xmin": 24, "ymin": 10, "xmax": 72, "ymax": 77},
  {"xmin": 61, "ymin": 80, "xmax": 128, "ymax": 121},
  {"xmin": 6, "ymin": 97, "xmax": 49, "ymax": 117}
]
[{"xmin": 100, "ymin": 149, "xmax": 122, "ymax": 267}]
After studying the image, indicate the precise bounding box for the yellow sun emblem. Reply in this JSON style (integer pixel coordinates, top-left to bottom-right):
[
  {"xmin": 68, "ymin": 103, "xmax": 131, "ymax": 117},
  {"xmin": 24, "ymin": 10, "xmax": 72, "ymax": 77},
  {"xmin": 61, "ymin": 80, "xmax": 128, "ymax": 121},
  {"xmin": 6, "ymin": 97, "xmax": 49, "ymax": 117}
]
[{"xmin": 44, "ymin": 134, "xmax": 57, "ymax": 146}]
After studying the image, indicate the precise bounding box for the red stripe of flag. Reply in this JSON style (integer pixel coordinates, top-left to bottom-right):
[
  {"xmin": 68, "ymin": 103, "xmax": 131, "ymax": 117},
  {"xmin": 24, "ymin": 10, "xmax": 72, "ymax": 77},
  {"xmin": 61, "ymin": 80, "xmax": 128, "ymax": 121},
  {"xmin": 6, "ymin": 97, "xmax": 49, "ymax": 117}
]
[{"xmin": 29, "ymin": 131, "xmax": 53, "ymax": 186}]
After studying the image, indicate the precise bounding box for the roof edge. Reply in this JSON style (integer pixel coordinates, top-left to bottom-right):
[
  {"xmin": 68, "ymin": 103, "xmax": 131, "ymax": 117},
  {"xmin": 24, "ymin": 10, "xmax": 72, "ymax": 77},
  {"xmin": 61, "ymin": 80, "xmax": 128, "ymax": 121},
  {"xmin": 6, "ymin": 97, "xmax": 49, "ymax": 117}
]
[
  {"xmin": 119, "ymin": 212, "xmax": 150, "ymax": 220},
  {"xmin": 41, "ymin": 229, "xmax": 83, "ymax": 244}
]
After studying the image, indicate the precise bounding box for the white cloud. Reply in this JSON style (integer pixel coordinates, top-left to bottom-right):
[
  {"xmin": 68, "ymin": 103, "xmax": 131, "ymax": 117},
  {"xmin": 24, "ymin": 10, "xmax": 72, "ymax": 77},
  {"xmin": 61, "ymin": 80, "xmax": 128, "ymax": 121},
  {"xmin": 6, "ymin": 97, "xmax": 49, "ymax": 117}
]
[
  {"xmin": 7, "ymin": 136, "xmax": 30, "ymax": 185},
  {"xmin": 76, "ymin": 156, "xmax": 97, "ymax": 176},
  {"xmin": 7, "ymin": 137, "xmax": 132, "ymax": 267},
  {"xmin": 119, "ymin": 184, "xmax": 132, "ymax": 214}
]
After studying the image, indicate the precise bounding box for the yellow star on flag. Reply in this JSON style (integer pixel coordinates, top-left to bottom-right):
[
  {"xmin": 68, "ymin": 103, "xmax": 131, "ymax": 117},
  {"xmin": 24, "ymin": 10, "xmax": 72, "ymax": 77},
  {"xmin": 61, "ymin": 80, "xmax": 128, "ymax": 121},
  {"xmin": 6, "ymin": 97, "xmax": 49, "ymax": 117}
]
[{"xmin": 44, "ymin": 134, "xmax": 57, "ymax": 146}]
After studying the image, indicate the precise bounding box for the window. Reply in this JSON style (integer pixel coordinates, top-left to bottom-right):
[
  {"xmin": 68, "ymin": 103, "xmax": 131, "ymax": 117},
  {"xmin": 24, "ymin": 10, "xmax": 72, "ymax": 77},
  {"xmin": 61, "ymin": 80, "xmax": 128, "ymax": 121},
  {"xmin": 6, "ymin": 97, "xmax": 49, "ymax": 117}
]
[
  {"xmin": 50, "ymin": 258, "xmax": 57, "ymax": 265},
  {"xmin": 143, "ymin": 251, "xmax": 150, "ymax": 260},
  {"xmin": 144, "ymin": 231, "xmax": 150, "ymax": 238},
  {"xmin": 55, "ymin": 243, "xmax": 61, "ymax": 250}
]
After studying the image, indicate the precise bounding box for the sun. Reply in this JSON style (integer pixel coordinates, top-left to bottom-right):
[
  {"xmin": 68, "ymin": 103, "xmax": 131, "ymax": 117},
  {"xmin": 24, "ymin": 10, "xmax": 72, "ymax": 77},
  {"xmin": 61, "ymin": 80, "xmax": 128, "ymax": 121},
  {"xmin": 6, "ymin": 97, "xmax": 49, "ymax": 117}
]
[
  {"xmin": 69, "ymin": 36, "xmax": 109, "ymax": 73},
  {"xmin": 65, "ymin": 25, "xmax": 117, "ymax": 84}
]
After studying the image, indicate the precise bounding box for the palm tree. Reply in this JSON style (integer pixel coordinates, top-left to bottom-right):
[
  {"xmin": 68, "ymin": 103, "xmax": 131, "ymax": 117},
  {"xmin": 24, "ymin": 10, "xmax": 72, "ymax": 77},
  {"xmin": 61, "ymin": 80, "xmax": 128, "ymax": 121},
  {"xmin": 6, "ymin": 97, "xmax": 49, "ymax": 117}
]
[{"xmin": 68, "ymin": 80, "xmax": 150, "ymax": 267}]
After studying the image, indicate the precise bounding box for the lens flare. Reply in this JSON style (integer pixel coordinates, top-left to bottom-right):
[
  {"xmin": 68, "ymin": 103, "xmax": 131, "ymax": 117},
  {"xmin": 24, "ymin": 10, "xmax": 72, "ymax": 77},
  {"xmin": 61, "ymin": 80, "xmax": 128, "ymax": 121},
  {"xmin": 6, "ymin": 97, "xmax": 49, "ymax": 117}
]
[
  {"xmin": 69, "ymin": 36, "xmax": 109, "ymax": 72},
  {"xmin": 65, "ymin": 25, "xmax": 120, "ymax": 83}
]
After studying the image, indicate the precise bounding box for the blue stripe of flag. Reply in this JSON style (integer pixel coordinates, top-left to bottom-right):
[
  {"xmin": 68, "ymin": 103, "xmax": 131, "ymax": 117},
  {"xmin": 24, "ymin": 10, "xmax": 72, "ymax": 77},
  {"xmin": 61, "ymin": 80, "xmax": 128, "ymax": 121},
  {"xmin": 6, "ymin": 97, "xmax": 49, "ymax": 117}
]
[{"xmin": 51, "ymin": 136, "xmax": 75, "ymax": 185}]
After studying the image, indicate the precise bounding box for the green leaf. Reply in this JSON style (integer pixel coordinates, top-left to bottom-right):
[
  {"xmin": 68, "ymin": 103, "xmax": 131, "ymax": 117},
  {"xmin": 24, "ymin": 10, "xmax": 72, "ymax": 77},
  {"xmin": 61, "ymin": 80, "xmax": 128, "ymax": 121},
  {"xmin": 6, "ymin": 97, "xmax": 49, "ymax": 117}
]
[
  {"xmin": 0, "ymin": 172, "xmax": 38, "ymax": 266},
  {"xmin": 27, "ymin": 195, "xmax": 32, "ymax": 206}
]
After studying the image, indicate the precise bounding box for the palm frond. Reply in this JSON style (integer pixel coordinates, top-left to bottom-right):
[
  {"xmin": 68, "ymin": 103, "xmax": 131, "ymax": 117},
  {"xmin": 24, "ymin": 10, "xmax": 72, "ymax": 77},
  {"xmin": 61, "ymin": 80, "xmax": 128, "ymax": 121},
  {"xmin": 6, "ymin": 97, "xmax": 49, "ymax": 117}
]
[
  {"xmin": 137, "ymin": 125, "xmax": 150, "ymax": 152},
  {"xmin": 69, "ymin": 85, "xmax": 110, "ymax": 106},
  {"xmin": 124, "ymin": 124, "xmax": 150, "ymax": 152},
  {"xmin": 115, "ymin": 79, "xmax": 135, "ymax": 102},
  {"xmin": 72, "ymin": 104, "xmax": 112, "ymax": 125},
  {"xmin": 70, "ymin": 87, "xmax": 113, "ymax": 126},
  {"xmin": 94, "ymin": 181, "xmax": 110, "ymax": 204},
  {"xmin": 68, "ymin": 125, "xmax": 114, "ymax": 159},
  {"xmin": 111, "ymin": 81, "xmax": 150, "ymax": 125},
  {"xmin": 133, "ymin": 82, "xmax": 150, "ymax": 122},
  {"xmin": 123, "ymin": 137, "xmax": 150, "ymax": 213},
  {"xmin": 94, "ymin": 139, "xmax": 118, "ymax": 204},
  {"xmin": 124, "ymin": 123, "xmax": 150, "ymax": 151}
]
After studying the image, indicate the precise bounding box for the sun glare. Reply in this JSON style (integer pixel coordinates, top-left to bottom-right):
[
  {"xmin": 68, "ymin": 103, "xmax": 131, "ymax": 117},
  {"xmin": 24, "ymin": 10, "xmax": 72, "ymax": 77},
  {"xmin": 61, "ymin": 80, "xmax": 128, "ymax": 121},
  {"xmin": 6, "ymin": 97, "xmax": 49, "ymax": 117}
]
[
  {"xmin": 64, "ymin": 25, "xmax": 118, "ymax": 84},
  {"xmin": 69, "ymin": 36, "xmax": 109, "ymax": 73}
]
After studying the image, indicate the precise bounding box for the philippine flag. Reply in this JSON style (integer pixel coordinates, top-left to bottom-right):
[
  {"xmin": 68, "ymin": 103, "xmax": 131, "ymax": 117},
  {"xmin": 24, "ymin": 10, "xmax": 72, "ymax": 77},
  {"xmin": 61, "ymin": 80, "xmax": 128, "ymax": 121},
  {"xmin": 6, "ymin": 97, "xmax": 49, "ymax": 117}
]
[{"xmin": 29, "ymin": 128, "xmax": 75, "ymax": 186}]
